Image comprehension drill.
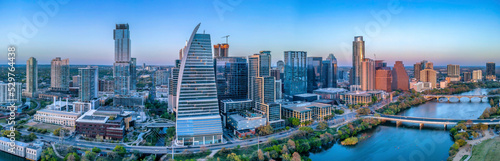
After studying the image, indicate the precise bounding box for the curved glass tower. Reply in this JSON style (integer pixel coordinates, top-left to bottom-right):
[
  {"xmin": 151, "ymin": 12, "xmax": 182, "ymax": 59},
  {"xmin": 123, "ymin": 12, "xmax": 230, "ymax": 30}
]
[{"xmin": 175, "ymin": 23, "xmax": 223, "ymax": 146}]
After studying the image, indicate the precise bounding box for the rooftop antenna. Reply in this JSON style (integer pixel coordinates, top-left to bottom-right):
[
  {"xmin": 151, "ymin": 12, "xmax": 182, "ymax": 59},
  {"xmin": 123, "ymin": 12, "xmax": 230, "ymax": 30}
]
[{"xmin": 222, "ymin": 35, "xmax": 230, "ymax": 44}]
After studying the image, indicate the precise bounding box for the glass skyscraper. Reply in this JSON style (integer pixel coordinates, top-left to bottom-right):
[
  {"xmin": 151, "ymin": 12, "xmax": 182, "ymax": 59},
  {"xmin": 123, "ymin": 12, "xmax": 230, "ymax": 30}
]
[
  {"xmin": 307, "ymin": 57, "xmax": 322, "ymax": 93},
  {"xmin": 113, "ymin": 24, "xmax": 131, "ymax": 96},
  {"xmin": 78, "ymin": 66, "xmax": 98, "ymax": 102},
  {"xmin": 351, "ymin": 36, "xmax": 365, "ymax": 86},
  {"xmin": 25, "ymin": 57, "xmax": 37, "ymax": 97},
  {"xmin": 175, "ymin": 24, "xmax": 223, "ymax": 145},
  {"xmin": 215, "ymin": 57, "xmax": 248, "ymax": 102},
  {"xmin": 284, "ymin": 51, "xmax": 307, "ymax": 97}
]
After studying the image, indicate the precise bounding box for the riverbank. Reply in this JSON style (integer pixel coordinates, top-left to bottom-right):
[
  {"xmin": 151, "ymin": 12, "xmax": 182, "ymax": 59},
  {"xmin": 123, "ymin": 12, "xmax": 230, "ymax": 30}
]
[{"xmin": 452, "ymin": 130, "xmax": 496, "ymax": 161}]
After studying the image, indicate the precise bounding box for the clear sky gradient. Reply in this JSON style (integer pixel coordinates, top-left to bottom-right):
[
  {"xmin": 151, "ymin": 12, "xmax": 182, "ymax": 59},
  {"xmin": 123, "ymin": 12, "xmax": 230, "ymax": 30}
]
[{"xmin": 1, "ymin": 0, "xmax": 499, "ymax": 66}]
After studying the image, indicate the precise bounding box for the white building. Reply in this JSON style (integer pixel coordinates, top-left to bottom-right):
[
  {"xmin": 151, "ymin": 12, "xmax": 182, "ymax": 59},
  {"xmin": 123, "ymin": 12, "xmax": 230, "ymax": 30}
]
[
  {"xmin": 410, "ymin": 81, "xmax": 433, "ymax": 92},
  {"xmin": 472, "ymin": 70, "xmax": 482, "ymax": 82},
  {"xmin": 34, "ymin": 109, "xmax": 81, "ymax": 126},
  {"xmin": 0, "ymin": 137, "xmax": 42, "ymax": 160},
  {"xmin": 0, "ymin": 82, "xmax": 22, "ymax": 104}
]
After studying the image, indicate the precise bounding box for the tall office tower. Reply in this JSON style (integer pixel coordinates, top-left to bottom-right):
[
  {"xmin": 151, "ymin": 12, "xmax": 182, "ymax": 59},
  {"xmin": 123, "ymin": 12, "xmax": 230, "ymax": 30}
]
[
  {"xmin": 284, "ymin": 51, "xmax": 307, "ymax": 96},
  {"xmin": 215, "ymin": 57, "xmax": 248, "ymax": 102},
  {"xmin": 130, "ymin": 57, "xmax": 137, "ymax": 90},
  {"xmin": 447, "ymin": 64, "xmax": 460, "ymax": 77},
  {"xmin": 425, "ymin": 62, "xmax": 434, "ymax": 69},
  {"xmin": 486, "ymin": 62, "xmax": 496, "ymax": 80},
  {"xmin": 392, "ymin": 61, "xmax": 410, "ymax": 91},
  {"xmin": 463, "ymin": 72, "xmax": 472, "ymax": 82},
  {"xmin": 270, "ymin": 69, "xmax": 281, "ymax": 80},
  {"xmin": 307, "ymin": 57, "xmax": 323, "ymax": 93},
  {"xmin": 50, "ymin": 57, "xmax": 70, "ymax": 91},
  {"xmin": 277, "ymin": 60, "xmax": 285, "ymax": 73},
  {"xmin": 155, "ymin": 70, "xmax": 170, "ymax": 86},
  {"xmin": 175, "ymin": 24, "xmax": 223, "ymax": 145},
  {"xmin": 113, "ymin": 24, "xmax": 132, "ymax": 96},
  {"xmin": 420, "ymin": 68, "xmax": 437, "ymax": 89},
  {"xmin": 472, "ymin": 70, "xmax": 483, "ymax": 82},
  {"xmin": 251, "ymin": 76, "xmax": 276, "ymax": 105},
  {"xmin": 321, "ymin": 54, "xmax": 338, "ymax": 88},
  {"xmin": 351, "ymin": 36, "xmax": 365, "ymax": 86},
  {"xmin": 213, "ymin": 43, "xmax": 229, "ymax": 58},
  {"xmin": 168, "ymin": 67, "xmax": 179, "ymax": 112},
  {"xmin": 375, "ymin": 67, "xmax": 392, "ymax": 92},
  {"xmin": 78, "ymin": 66, "xmax": 98, "ymax": 102},
  {"xmin": 360, "ymin": 58, "xmax": 375, "ymax": 91},
  {"xmin": 248, "ymin": 51, "xmax": 271, "ymax": 102},
  {"xmin": 413, "ymin": 63, "xmax": 422, "ymax": 81},
  {"xmin": 25, "ymin": 57, "xmax": 38, "ymax": 97},
  {"xmin": 275, "ymin": 80, "xmax": 282, "ymax": 100}
]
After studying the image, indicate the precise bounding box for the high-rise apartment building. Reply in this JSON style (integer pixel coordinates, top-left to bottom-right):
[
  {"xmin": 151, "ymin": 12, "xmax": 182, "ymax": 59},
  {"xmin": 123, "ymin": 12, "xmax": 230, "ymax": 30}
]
[
  {"xmin": 251, "ymin": 76, "xmax": 276, "ymax": 105},
  {"xmin": 447, "ymin": 64, "xmax": 460, "ymax": 77},
  {"xmin": 168, "ymin": 67, "xmax": 179, "ymax": 112},
  {"xmin": 24, "ymin": 57, "xmax": 37, "ymax": 97},
  {"xmin": 270, "ymin": 69, "xmax": 281, "ymax": 81},
  {"xmin": 275, "ymin": 80, "xmax": 282, "ymax": 100},
  {"xmin": 351, "ymin": 36, "xmax": 365, "ymax": 86},
  {"xmin": 420, "ymin": 68, "xmax": 437, "ymax": 89},
  {"xmin": 463, "ymin": 72, "xmax": 472, "ymax": 82},
  {"xmin": 78, "ymin": 66, "xmax": 98, "ymax": 102},
  {"xmin": 130, "ymin": 57, "xmax": 137, "ymax": 90},
  {"xmin": 155, "ymin": 70, "xmax": 170, "ymax": 86},
  {"xmin": 113, "ymin": 24, "xmax": 132, "ymax": 96},
  {"xmin": 413, "ymin": 63, "xmax": 422, "ymax": 81},
  {"xmin": 392, "ymin": 61, "xmax": 410, "ymax": 91},
  {"xmin": 486, "ymin": 62, "xmax": 496, "ymax": 80},
  {"xmin": 213, "ymin": 43, "xmax": 229, "ymax": 58},
  {"xmin": 361, "ymin": 58, "xmax": 375, "ymax": 91},
  {"xmin": 50, "ymin": 57, "xmax": 70, "ymax": 91},
  {"xmin": 284, "ymin": 51, "xmax": 307, "ymax": 96},
  {"xmin": 175, "ymin": 24, "xmax": 223, "ymax": 145},
  {"xmin": 307, "ymin": 57, "xmax": 323, "ymax": 93},
  {"xmin": 472, "ymin": 70, "xmax": 483, "ymax": 82}
]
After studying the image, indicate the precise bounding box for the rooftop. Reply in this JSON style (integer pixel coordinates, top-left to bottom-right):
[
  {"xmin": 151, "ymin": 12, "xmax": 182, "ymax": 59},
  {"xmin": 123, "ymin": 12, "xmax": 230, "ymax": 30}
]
[
  {"xmin": 283, "ymin": 102, "xmax": 331, "ymax": 112},
  {"xmin": 344, "ymin": 90, "xmax": 383, "ymax": 97},
  {"xmin": 313, "ymin": 88, "xmax": 348, "ymax": 93},
  {"xmin": 38, "ymin": 109, "xmax": 81, "ymax": 116},
  {"xmin": 293, "ymin": 93, "xmax": 319, "ymax": 97}
]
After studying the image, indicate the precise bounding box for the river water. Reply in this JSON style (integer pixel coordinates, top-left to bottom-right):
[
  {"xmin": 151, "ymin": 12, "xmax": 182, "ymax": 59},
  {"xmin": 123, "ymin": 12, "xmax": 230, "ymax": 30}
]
[{"xmin": 309, "ymin": 88, "xmax": 494, "ymax": 161}]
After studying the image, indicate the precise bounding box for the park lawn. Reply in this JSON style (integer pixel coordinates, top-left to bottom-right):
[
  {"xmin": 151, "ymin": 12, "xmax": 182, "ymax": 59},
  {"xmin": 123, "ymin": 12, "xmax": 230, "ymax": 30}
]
[
  {"xmin": 469, "ymin": 137, "xmax": 500, "ymax": 161},
  {"xmin": 26, "ymin": 122, "xmax": 63, "ymax": 132},
  {"xmin": 459, "ymin": 155, "xmax": 468, "ymax": 161}
]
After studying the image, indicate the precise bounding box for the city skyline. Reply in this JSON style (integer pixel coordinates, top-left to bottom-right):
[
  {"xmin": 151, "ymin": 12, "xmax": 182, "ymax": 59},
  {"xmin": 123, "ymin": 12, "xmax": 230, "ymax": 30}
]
[{"xmin": 1, "ymin": 0, "xmax": 500, "ymax": 66}]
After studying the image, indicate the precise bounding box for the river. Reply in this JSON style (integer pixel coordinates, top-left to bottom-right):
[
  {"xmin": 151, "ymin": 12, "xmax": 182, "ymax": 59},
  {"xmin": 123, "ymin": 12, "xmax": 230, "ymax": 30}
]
[{"xmin": 309, "ymin": 88, "xmax": 494, "ymax": 161}]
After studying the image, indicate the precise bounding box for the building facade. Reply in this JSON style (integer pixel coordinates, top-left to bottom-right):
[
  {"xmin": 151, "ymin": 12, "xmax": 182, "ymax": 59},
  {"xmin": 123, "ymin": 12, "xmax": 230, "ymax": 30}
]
[
  {"xmin": 284, "ymin": 51, "xmax": 307, "ymax": 96},
  {"xmin": 175, "ymin": 24, "xmax": 223, "ymax": 146},
  {"xmin": 486, "ymin": 62, "xmax": 496, "ymax": 80},
  {"xmin": 351, "ymin": 36, "xmax": 365, "ymax": 86},
  {"xmin": 24, "ymin": 57, "xmax": 38, "ymax": 97},
  {"xmin": 0, "ymin": 82, "xmax": 22, "ymax": 104},
  {"xmin": 375, "ymin": 67, "xmax": 392, "ymax": 92},
  {"xmin": 361, "ymin": 58, "xmax": 375, "ymax": 91},
  {"xmin": 79, "ymin": 66, "xmax": 98, "ymax": 102},
  {"xmin": 392, "ymin": 61, "xmax": 410, "ymax": 91},
  {"xmin": 472, "ymin": 70, "xmax": 483, "ymax": 82},
  {"xmin": 50, "ymin": 57, "xmax": 70, "ymax": 91},
  {"xmin": 34, "ymin": 109, "xmax": 81, "ymax": 126},
  {"xmin": 420, "ymin": 68, "xmax": 437, "ymax": 89},
  {"xmin": 214, "ymin": 43, "xmax": 229, "ymax": 58},
  {"xmin": 113, "ymin": 24, "xmax": 132, "ymax": 96}
]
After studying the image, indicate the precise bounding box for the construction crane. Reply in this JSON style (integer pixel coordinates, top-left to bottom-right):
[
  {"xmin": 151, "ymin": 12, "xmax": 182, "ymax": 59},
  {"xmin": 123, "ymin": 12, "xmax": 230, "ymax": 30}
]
[{"xmin": 222, "ymin": 35, "xmax": 230, "ymax": 44}]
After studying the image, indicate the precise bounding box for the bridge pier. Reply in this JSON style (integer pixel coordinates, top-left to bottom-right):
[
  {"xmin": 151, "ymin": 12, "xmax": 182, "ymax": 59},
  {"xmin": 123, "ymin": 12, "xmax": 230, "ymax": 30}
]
[
  {"xmin": 444, "ymin": 124, "xmax": 447, "ymax": 129},
  {"xmin": 396, "ymin": 121, "xmax": 402, "ymax": 127},
  {"xmin": 419, "ymin": 123, "xmax": 424, "ymax": 129}
]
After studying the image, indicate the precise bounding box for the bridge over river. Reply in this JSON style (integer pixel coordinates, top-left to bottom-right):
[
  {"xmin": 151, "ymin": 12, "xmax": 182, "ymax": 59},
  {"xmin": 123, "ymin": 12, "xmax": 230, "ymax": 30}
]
[
  {"xmin": 422, "ymin": 94, "xmax": 500, "ymax": 102},
  {"xmin": 366, "ymin": 114, "xmax": 500, "ymax": 128}
]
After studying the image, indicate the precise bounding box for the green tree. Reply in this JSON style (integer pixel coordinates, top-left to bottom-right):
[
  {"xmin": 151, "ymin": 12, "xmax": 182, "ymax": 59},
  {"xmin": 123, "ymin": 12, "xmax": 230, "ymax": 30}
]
[
  {"xmin": 316, "ymin": 121, "xmax": 328, "ymax": 130},
  {"xmin": 227, "ymin": 153, "xmax": 241, "ymax": 161},
  {"xmin": 288, "ymin": 117, "xmax": 300, "ymax": 127},
  {"xmin": 92, "ymin": 147, "xmax": 101, "ymax": 153},
  {"xmin": 64, "ymin": 152, "xmax": 80, "ymax": 161},
  {"xmin": 113, "ymin": 145, "xmax": 126, "ymax": 156}
]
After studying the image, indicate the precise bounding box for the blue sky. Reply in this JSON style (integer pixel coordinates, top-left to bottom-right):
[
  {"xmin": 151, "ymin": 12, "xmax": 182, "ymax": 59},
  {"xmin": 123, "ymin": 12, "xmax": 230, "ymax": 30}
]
[{"xmin": 1, "ymin": 0, "xmax": 499, "ymax": 66}]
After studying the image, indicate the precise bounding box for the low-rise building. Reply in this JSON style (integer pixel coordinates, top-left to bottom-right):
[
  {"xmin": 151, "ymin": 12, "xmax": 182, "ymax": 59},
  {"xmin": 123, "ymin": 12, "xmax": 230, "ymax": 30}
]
[
  {"xmin": 227, "ymin": 112, "xmax": 266, "ymax": 137},
  {"xmin": 34, "ymin": 109, "xmax": 81, "ymax": 126},
  {"xmin": 410, "ymin": 81, "xmax": 433, "ymax": 92},
  {"xmin": 341, "ymin": 90, "xmax": 383, "ymax": 105},
  {"xmin": 220, "ymin": 99, "xmax": 253, "ymax": 129},
  {"xmin": 0, "ymin": 137, "xmax": 42, "ymax": 160},
  {"xmin": 313, "ymin": 88, "xmax": 348, "ymax": 100},
  {"xmin": 292, "ymin": 93, "xmax": 319, "ymax": 102},
  {"xmin": 0, "ymin": 82, "xmax": 22, "ymax": 104},
  {"xmin": 75, "ymin": 109, "xmax": 125, "ymax": 140},
  {"xmin": 282, "ymin": 102, "xmax": 333, "ymax": 123}
]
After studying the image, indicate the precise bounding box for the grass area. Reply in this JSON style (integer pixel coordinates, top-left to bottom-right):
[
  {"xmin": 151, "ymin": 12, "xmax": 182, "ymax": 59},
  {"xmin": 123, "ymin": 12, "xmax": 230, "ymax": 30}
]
[
  {"xmin": 460, "ymin": 155, "xmax": 469, "ymax": 161},
  {"xmin": 26, "ymin": 122, "xmax": 63, "ymax": 132},
  {"xmin": 163, "ymin": 151, "xmax": 211, "ymax": 161},
  {"xmin": 469, "ymin": 137, "xmax": 500, "ymax": 161}
]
